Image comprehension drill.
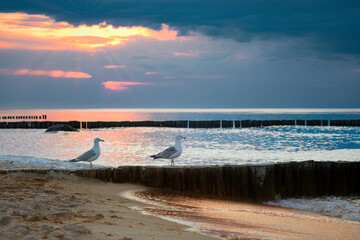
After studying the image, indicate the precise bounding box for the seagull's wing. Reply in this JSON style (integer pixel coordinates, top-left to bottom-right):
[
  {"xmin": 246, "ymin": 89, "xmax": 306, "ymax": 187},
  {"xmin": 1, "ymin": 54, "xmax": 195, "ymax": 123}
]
[
  {"xmin": 157, "ymin": 146, "xmax": 177, "ymax": 159},
  {"xmin": 71, "ymin": 149, "xmax": 96, "ymax": 162}
]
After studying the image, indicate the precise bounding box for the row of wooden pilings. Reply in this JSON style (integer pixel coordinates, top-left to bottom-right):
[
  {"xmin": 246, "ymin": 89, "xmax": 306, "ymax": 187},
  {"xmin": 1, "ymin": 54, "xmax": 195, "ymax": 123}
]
[
  {"xmin": 1, "ymin": 115, "xmax": 47, "ymax": 120},
  {"xmin": 2, "ymin": 161, "xmax": 359, "ymax": 202},
  {"xmin": 0, "ymin": 119, "xmax": 360, "ymax": 129}
]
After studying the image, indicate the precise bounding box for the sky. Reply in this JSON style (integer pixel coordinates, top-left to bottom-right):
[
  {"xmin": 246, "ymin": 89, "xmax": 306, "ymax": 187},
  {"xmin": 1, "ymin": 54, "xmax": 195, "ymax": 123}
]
[{"xmin": 0, "ymin": 0, "xmax": 359, "ymax": 109}]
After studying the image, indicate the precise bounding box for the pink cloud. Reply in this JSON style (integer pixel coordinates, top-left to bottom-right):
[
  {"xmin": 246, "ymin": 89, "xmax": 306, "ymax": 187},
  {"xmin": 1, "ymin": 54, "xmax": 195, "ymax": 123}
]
[
  {"xmin": 0, "ymin": 68, "xmax": 91, "ymax": 78},
  {"xmin": 228, "ymin": 52, "xmax": 250, "ymax": 60},
  {"xmin": 104, "ymin": 65, "xmax": 126, "ymax": 69},
  {"xmin": 145, "ymin": 72, "xmax": 165, "ymax": 75},
  {"xmin": 173, "ymin": 51, "xmax": 203, "ymax": 57},
  {"xmin": 161, "ymin": 74, "xmax": 223, "ymax": 80},
  {"xmin": 188, "ymin": 75, "xmax": 223, "ymax": 79},
  {"xmin": 102, "ymin": 81, "xmax": 151, "ymax": 91}
]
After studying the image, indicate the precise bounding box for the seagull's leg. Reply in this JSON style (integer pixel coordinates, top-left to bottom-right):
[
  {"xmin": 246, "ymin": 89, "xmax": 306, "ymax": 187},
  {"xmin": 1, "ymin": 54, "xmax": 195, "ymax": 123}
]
[
  {"xmin": 171, "ymin": 159, "xmax": 174, "ymax": 167},
  {"xmin": 90, "ymin": 162, "xmax": 92, "ymax": 169}
]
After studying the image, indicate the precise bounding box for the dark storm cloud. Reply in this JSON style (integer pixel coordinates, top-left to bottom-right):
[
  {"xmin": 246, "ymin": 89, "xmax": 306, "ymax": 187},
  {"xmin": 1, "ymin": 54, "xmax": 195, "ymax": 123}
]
[{"xmin": 1, "ymin": 0, "xmax": 359, "ymax": 56}]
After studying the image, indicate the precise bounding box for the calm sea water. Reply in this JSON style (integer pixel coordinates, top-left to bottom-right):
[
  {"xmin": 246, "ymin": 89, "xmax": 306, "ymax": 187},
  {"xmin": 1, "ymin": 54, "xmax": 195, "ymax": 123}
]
[
  {"xmin": 0, "ymin": 109, "xmax": 359, "ymax": 168},
  {"xmin": 0, "ymin": 125, "xmax": 359, "ymax": 169}
]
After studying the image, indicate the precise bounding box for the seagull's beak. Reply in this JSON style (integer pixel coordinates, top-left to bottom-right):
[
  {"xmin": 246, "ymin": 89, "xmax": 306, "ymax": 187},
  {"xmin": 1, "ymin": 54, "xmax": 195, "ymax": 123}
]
[{"xmin": 100, "ymin": 139, "xmax": 105, "ymax": 142}]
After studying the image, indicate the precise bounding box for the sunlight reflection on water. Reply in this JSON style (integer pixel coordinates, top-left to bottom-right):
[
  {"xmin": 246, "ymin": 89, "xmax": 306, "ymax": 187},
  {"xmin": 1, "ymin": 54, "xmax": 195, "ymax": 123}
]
[{"xmin": 0, "ymin": 126, "xmax": 359, "ymax": 168}]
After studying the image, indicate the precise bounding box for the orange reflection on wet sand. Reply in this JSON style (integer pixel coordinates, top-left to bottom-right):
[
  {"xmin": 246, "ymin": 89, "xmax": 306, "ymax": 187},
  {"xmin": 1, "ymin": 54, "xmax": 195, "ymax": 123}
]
[{"xmin": 134, "ymin": 190, "xmax": 360, "ymax": 240}]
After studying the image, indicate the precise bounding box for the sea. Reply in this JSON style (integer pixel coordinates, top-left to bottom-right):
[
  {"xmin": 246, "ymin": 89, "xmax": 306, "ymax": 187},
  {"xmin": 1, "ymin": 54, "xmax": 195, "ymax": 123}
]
[{"xmin": 0, "ymin": 108, "xmax": 359, "ymax": 228}]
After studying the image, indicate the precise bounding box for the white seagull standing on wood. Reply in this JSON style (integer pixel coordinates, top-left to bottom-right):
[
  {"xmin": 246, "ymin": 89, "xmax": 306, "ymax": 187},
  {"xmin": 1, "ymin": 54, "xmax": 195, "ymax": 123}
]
[
  {"xmin": 150, "ymin": 135, "xmax": 186, "ymax": 167},
  {"xmin": 69, "ymin": 137, "xmax": 104, "ymax": 169}
]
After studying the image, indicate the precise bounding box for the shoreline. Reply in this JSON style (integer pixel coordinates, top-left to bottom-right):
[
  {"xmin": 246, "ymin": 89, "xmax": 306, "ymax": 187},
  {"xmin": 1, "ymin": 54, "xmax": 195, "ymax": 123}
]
[
  {"xmin": 130, "ymin": 189, "xmax": 360, "ymax": 240},
  {"xmin": 1, "ymin": 161, "xmax": 359, "ymax": 240}
]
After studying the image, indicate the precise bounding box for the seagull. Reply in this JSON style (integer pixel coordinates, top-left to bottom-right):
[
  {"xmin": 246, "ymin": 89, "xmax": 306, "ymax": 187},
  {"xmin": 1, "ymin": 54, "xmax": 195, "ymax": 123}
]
[
  {"xmin": 150, "ymin": 135, "xmax": 186, "ymax": 167},
  {"xmin": 69, "ymin": 137, "xmax": 104, "ymax": 169}
]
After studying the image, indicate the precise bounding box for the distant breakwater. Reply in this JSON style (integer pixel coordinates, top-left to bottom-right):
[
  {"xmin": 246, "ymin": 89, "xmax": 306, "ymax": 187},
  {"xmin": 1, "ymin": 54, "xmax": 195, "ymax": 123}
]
[
  {"xmin": 2, "ymin": 161, "xmax": 359, "ymax": 202},
  {"xmin": 0, "ymin": 119, "xmax": 360, "ymax": 129}
]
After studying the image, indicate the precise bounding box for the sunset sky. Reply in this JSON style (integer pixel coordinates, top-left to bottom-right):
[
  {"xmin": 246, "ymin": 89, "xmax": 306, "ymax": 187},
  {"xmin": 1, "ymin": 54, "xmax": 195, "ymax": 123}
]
[{"xmin": 0, "ymin": 0, "xmax": 359, "ymax": 109}]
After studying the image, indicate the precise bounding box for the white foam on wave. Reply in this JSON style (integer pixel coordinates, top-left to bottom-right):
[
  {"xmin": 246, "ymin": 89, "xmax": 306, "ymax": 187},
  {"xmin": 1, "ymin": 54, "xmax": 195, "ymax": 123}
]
[
  {"xmin": 0, "ymin": 155, "xmax": 108, "ymax": 170},
  {"xmin": 265, "ymin": 196, "xmax": 360, "ymax": 222}
]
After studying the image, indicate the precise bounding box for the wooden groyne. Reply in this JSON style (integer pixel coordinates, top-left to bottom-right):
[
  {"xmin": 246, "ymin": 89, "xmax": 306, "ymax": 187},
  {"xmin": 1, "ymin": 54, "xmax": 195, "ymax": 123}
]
[
  {"xmin": 1, "ymin": 115, "xmax": 47, "ymax": 120},
  {"xmin": 2, "ymin": 161, "xmax": 359, "ymax": 202},
  {"xmin": 0, "ymin": 119, "xmax": 360, "ymax": 129}
]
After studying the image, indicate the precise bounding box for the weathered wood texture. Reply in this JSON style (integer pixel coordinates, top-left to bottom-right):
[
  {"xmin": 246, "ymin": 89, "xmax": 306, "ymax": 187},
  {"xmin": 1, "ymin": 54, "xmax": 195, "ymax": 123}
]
[
  {"xmin": 3, "ymin": 161, "xmax": 357, "ymax": 202},
  {"xmin": 76, "ymin": 161, "xmax": 360, "ymax": 202}
]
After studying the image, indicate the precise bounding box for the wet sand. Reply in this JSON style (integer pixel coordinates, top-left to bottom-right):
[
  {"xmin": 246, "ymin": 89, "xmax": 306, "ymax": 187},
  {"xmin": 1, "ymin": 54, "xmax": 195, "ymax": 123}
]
[{"xmin": 132, "ymin": 190, "xmax": 360, "ymax": 240}]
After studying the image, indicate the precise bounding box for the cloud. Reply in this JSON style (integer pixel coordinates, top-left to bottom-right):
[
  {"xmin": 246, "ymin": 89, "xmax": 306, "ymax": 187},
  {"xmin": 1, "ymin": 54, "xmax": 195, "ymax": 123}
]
[
  {"xmin": 0, "ymin": 41, "xmax": 15, "ymax": 48},
  {"xmin": 0, "ymin": 68, "xmax": 91, "ymax": 78},
  {"xmin": 227, "ymin": 52, "xmax": 251, "ymax": 61},
  {"xmin": 173, "ymin": 51, "xmax": 203, "ymax": 57},
  {"xmin": 0, "ymin": 13, "xmax": 179, "ymax": 51},
  {"xmin": 104, "ymin": 65, "xmax": 126, "ymax": 69},
  {"xmin": 187, "ymin": 75, "xmax": 223, "ymax": 80},
  {"xmin": 145, "ymin": 72, "xmax": 165, "ymax": 75},
  {"xmin": 102, "ymin": 81, "xmax": 151, "ymax": 91},
  {"xmin": 2, "ymin": 1, "xmax": 358, "ymax": 57}
]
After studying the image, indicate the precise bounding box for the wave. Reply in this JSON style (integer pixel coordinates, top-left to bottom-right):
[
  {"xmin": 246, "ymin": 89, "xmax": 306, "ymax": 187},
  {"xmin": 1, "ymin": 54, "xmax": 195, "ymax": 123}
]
[
  {"xmin": 0, "ymin": 155, "xmax": 106, "ymax": 170},
  {"xmin": 266, "ymin": 197, "xmax": 360, "ymax": 222}
]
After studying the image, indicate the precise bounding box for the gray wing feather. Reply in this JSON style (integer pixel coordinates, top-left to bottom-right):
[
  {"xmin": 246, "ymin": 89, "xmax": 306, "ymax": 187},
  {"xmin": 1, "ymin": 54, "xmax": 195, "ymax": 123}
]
[
  {"xmin": 158, "ymin": 146, "xmax": 177, "ymax": 158},
  {"xmin": 75, "ymin": 149, "xmax": 96, "ymax": 162}
]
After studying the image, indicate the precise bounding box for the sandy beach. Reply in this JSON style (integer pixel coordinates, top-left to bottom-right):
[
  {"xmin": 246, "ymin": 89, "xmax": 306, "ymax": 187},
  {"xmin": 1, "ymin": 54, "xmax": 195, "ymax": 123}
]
[
  {"xmin": 0, "ymin": 161, "xmax": 214, "ymax": 240},
  {"xmin": 0, "ymin": 161, "xmax": 359, "ymax": 240}
]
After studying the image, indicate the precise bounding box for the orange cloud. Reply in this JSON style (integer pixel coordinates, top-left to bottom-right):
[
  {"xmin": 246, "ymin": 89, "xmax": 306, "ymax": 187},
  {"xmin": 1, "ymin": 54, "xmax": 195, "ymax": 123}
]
[
  {"xmin": 0, "ymin": 68, "xmax": 91, "ymax": 78},
  {"xmin": 102, "ymin": 81, "xmax": 151, "ymax": 91},
  {"xmin": 0, "ymin": 13, "xmax": 178, "ymax": 51},
  {"xmin": 104, "ymin": 65, "xmax": 126, "ymax": 69},
  {"xmin": 0, "ymin": 41, "xmax": 15, "ymax": 48}
]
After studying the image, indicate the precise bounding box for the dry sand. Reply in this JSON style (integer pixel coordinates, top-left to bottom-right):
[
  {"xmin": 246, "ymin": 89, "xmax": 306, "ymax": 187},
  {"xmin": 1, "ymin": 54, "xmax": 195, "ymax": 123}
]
[
  {"xmin": 0, "ymin": 162, "xmax": 214, "ymax": 240},
  {"xmin": 0, "ymin": 161, "xmax": 359, "ymax": 240}
]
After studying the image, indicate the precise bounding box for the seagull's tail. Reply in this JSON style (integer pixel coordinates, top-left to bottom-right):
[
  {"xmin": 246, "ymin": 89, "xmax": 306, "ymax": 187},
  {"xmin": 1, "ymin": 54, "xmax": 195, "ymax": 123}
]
[
  {"xmin": 69, "ymin": 159, "xmax": 79, "ymax": 162},
  {"xmin": 150, "ymin": 155, "xmax": 159, "ymax": 159}
]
